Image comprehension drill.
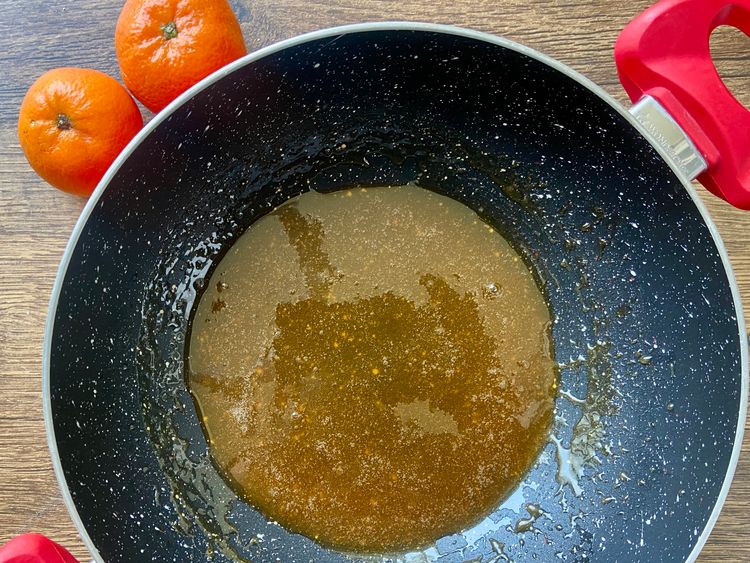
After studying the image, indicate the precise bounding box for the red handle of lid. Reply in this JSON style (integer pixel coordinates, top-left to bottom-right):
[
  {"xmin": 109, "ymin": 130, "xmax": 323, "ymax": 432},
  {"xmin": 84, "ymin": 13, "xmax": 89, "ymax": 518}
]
[
  {"xmin": 615, "ymin": 0, "xmax": 750, "ymax": 209},
  {"xmin": 0, "ymin": 534, "xmax": 79, "ymax": 563}
]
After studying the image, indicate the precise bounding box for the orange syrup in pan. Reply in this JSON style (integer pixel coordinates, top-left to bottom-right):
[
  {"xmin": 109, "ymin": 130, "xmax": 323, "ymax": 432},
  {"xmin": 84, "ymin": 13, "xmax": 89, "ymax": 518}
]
[{"xmin": 187, "ymin": 184, "xmax": 557, "ymax": 553}]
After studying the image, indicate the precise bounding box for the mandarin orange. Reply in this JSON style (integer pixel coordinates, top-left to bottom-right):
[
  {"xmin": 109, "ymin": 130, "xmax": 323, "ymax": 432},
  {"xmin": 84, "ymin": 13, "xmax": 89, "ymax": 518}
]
[
  {"xmin": 115, "ymin": 0, "xmax": 247, "ymax": 113},
  {"xmin": 18, "ymin": 68, "xmax": 143, "ymax": 197}
]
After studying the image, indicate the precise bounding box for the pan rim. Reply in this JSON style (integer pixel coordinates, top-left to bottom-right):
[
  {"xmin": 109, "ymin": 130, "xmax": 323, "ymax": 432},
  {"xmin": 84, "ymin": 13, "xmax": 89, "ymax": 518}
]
[{"xmin": 41, "ymin": 21, "xmax": 748, "ymax": 563}]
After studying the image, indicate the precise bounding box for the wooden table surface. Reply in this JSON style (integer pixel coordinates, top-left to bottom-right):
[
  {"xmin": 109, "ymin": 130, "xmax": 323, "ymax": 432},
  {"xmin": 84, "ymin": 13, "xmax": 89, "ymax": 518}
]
[{"xmin": 0, "ymin": 0, "xmax": 748, "ymax": 561}]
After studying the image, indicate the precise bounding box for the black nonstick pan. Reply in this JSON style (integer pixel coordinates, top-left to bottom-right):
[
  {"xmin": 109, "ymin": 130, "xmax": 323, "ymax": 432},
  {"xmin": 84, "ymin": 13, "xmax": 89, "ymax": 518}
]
[{"xmin": 44, "ymin": 2, "xmax": 749, "ymax": 562}]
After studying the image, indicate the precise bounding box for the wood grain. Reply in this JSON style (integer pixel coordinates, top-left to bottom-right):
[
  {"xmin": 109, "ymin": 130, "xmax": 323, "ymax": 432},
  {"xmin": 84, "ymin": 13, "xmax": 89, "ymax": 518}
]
[{"xmin": 0, "ymin": 1, "xmax": 748, "ymax": 561}]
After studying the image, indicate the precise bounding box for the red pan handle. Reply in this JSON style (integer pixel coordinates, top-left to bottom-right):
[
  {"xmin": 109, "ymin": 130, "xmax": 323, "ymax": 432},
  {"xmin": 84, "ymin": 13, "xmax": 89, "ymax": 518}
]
[
  {"xmin": 0, "ymin": 534, "xmax": 79, "ymax": 563},
  {"xmin": 615, "ymin": 0, "xmax": 750, "ymax": 209}
]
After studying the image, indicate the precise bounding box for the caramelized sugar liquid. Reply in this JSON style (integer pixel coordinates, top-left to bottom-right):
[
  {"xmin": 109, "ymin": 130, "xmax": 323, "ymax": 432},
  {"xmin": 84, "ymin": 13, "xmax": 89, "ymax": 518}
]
[{"xmin": 187, "ymin": 184, "xmax": 557, "ymax": 553}]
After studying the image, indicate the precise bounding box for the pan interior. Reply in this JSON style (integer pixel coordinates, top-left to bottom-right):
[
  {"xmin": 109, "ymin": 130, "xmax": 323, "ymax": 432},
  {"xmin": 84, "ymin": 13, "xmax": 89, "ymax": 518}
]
[{"xmin": 47, "ymin": 28, "xmax": 743, "ymax": 563}]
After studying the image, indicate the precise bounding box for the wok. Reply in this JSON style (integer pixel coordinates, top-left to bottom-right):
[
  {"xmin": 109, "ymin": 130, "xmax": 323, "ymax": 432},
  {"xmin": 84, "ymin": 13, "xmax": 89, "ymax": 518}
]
[{"xmin": 44, "ymin": 1, "xmax": 749, "ymax": 561}]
